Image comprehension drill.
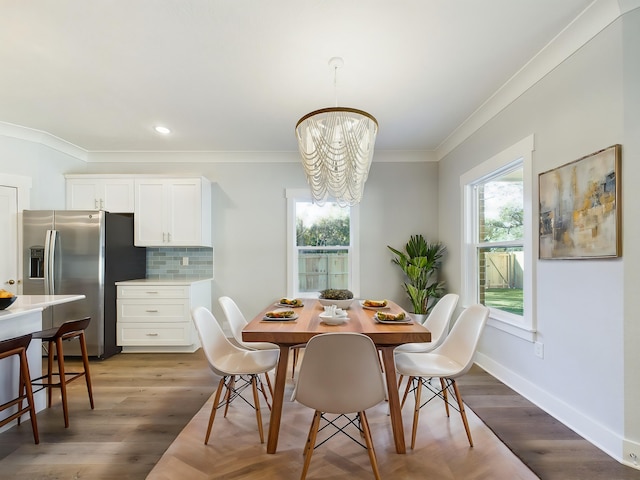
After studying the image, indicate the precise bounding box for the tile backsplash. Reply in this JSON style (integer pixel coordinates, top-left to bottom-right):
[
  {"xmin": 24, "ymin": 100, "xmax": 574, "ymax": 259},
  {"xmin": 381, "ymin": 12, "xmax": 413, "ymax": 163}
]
[{"xmin": 146, "ymin": 247, "xmax": 213, "ymax": 280}]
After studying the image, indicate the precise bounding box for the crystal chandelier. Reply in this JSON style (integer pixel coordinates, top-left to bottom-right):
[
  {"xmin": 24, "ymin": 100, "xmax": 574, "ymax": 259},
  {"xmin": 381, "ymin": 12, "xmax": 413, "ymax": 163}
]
[{"xmin": 295, "ymin": 58, "xmax": 378, "ymax": 207}]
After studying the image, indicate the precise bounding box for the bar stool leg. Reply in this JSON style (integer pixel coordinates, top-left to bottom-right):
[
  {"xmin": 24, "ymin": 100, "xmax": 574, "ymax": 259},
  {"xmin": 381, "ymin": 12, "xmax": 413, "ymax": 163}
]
[
  {"xmin": 46, "ymin": 340, "xmax": 54, "ymax": 408},
  {"xmin": 79, "ymin": 332, "xmax": 94, "ymax": 409},
  {"xmin": 55, "ymin": 337, "xmax": 70, "ymax": 428},
  {"xmin": 18, "ymin": 348, "xmax": 40, "ymax": 444}
]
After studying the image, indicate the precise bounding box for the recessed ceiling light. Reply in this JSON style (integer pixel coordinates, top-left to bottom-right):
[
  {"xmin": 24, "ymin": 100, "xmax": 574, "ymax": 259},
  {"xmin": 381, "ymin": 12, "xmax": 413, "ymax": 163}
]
[{"xmin": 154, "ymin": 125, "xmax": 171, "ymax": 135}]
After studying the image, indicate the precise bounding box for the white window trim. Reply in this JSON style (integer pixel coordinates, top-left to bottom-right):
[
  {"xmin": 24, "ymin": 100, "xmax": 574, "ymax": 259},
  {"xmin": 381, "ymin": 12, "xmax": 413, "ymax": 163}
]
[
  {"xmin": 460, "ymin": 135, "xmax": 536, "ymax": 341},
  {"xmin": 285, "ymin": 189, "xmax": 360, "ymax": 298}
]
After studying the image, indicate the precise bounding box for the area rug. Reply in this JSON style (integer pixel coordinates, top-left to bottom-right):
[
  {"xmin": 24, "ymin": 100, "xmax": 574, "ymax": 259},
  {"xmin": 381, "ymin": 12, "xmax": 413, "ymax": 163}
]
[{"xmin": 460, "ymin": 365, "xmax": 640, "ymax": 480}]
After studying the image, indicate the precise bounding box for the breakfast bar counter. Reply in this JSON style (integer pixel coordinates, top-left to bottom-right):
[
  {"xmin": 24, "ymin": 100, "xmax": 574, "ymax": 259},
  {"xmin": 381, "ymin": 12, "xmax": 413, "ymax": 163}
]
[{"xmin": 0, "ymin": 294, "xmax": 85, "ymax": 432}]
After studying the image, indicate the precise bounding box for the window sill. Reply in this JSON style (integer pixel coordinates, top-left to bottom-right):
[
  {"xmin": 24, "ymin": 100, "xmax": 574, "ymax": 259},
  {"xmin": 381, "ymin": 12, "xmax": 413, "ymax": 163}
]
[{"xmin": 486, "ymin": 315, "xmax": 536, "ymax": 342}]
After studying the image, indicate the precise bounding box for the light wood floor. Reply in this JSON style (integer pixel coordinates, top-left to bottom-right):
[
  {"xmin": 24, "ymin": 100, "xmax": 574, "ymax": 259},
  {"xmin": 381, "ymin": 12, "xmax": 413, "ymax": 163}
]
[
  {"xmin": 147, "ymin": 364, "xmax": 537, "ymax": 480},
  {"xmin": 0, "ymin": 350, "xmax": 629, "ymax": 479}
]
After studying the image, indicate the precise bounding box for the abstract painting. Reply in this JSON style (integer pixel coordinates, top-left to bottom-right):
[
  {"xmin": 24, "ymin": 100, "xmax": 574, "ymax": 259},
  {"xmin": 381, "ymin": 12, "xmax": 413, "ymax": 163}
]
[{"xmin": 539, "ymin": 145, "xmax": 621, "ymax": 259}]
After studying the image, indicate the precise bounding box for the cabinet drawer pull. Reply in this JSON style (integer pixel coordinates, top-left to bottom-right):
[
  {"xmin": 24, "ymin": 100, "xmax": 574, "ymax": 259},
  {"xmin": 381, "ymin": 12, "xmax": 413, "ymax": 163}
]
[
  {"xmin": 146, "ymin": 333, "xmax": 159, "ymax": 336},
  {"xmin": 146, "ymin": 309, "xmax": 159, "ymax": 313},
  {"xmin": 146, "ymin": 291, "xmax": 159, "ymax": 294}
]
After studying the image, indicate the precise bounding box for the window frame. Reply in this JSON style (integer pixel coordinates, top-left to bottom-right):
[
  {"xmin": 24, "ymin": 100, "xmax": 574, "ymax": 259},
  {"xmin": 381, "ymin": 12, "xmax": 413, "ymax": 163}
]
[
  {"xmin": 460, "ymin": 135, "xmax": 536, "ymax": 341},
  {"xmin": 286, "ymin": 189, "xmax": 360, "ymax": 299}
]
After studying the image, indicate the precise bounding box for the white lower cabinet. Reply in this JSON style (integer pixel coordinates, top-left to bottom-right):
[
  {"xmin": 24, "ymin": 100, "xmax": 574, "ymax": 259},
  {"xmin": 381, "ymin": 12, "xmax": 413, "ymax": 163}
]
[{"xmin": 116, "ymin": 279, "xmax": 212, "ymax": 352}]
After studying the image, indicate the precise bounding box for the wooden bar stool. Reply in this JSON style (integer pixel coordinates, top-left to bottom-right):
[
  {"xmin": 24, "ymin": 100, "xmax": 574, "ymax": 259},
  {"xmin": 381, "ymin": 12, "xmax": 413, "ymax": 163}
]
[
  {"xmin": 0, "ymin": 333, "xmax": 39, "ymax": 444},
  {"xmin": 31, "ymin": 317, "xmax": 94, "ymax": 428}
]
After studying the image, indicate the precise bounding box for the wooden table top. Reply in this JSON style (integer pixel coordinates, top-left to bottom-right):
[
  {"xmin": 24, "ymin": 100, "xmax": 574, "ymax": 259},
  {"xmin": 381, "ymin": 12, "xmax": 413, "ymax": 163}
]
[{"xmin": 243, "ymin": 299, "xmax": 431, "ymax": 346}]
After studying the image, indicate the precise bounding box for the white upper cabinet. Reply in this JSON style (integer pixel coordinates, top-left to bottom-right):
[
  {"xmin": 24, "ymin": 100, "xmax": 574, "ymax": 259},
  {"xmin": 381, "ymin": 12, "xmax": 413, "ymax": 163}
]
[
  {"xmin": 134, "ymin": 177, "xmax": 212, "ymax": 247},
  {"xmin": 66, "ymin": 176, "xmax": 134, "ymax": 212}
]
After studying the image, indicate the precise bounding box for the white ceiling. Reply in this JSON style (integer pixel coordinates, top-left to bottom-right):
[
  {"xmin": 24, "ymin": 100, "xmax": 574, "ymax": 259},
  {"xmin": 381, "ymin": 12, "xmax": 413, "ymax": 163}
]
[{"xmin": 0, "ymin": 0, "xmax": 596, "ymax": 156}]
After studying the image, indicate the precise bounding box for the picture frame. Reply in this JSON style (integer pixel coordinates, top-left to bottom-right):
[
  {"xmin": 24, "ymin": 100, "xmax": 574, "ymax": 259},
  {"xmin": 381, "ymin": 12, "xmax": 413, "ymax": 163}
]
[{"xmin": 538, "ymin": 144, "xmax": 621, "ymax": 259}]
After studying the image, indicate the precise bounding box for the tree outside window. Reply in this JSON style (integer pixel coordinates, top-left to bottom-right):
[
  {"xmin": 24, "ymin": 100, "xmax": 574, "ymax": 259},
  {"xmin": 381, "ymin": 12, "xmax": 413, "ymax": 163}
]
[
  {"xmin": 476, "ymin": 170, "xmax": 524, "ymax": 316},
  {"xmin": 294, "ymin": 201, "xmax": 353, "ymax": 295}
]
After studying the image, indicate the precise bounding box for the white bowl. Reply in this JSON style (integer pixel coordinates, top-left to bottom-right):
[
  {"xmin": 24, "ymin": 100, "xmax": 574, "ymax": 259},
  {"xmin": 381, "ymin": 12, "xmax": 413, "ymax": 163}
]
[
  {"xmin": 319, "ymin": 312, "xmax": 349, "ymax": 325},
  {"xmin": 317, "ymin": 298, "xmax": 354, "ymax": 309}
]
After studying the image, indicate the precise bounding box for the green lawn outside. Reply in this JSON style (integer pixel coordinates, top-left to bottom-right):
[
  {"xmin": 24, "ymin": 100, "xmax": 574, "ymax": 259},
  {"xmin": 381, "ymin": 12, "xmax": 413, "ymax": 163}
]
[{"xmin": 484, "ymin": 288, "xmax": 523, "ymax": 315}]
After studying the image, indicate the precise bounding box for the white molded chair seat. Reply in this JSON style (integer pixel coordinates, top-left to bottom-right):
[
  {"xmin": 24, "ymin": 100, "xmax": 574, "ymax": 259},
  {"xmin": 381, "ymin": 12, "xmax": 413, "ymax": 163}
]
[
  {"xmin": 218, "ymin": 296, "xmax": 306, "ymax": 380},
  {"xmin": 396, "ymin": 293, "xmax": 459, "ymax": 404},
  {"xmin": 292, "ymin": 332, "xmax": 386, "ymax": 480},
  {"xmin": 219, "ymin": 296, "xmax": 279, "ymax": 351},
  {"xmin": 192, "ymin": 306, "xmax": 279, "ymax": 445},
  {"xmin": 219, "ymin": 295, "xmax": 280, "ymax": 396},
  {"xmin": 395, "ymin": 293, "xmax": 459, "ymax": 354},
  {"xmin": 394, "ymin": 304, "xmax": 489, "ymax": 449}
]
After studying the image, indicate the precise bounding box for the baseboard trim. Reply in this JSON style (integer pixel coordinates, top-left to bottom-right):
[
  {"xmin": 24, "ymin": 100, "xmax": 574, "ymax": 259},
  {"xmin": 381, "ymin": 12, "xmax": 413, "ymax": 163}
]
[{"xmin": 474, "ymin": 352, "xmax": 635, "ymax": 468}]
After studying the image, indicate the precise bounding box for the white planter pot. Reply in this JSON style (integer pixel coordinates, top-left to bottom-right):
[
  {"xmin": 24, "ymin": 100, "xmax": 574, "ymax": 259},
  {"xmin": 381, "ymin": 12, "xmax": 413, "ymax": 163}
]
[{"xmin": 411, "ymin": 313, "xmax": 428, "ymax": 325}]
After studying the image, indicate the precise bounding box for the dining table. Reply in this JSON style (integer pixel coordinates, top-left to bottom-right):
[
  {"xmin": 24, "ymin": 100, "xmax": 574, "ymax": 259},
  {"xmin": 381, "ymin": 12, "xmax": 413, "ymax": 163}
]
[{"xmin": 242, "ymin": 298, "xmax": 431, "ymax": 454}]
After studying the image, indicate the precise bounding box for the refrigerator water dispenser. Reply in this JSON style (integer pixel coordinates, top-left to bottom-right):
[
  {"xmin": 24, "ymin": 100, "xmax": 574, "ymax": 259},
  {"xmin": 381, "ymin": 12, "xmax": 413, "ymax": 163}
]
[{"xmin": 29, "ymin": 246, "xmax": 45, "ymax": 279}]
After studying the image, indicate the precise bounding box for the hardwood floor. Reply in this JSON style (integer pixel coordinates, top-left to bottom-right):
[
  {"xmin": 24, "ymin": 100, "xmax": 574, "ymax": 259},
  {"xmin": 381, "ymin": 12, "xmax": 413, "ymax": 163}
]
[
  {"xmin": 147, "ymin": 371, "xmax": 537, "ymax": 480},
  {"xmin": 0, "ymin": 352, "xmax": 214, "ymax": 479},
  {"xmin": 0, "ymin": 351, "xmax": 636, "ymax": 479}
]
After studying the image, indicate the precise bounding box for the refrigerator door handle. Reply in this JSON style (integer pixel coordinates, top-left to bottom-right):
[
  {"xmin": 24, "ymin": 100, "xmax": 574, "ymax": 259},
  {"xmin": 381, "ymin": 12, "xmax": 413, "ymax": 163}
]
[{"xmin": 44, "ymin": 229, "xmax": 58, "ymax": 295}]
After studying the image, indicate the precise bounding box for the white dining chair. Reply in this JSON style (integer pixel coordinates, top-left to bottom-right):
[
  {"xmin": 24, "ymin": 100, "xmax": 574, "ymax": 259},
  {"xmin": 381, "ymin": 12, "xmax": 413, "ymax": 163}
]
[
  {"xmin": 394, "ymin": 304, "xmax": 489, "ymax": 449},
  {"xmin": 191, "ymin": 306, "xmax": 279, "ymax": 444},
  {"xmin": 219, "ymin": 296, "xmax": 280, "ymax": 352},
  {"xmin": 219, "ymin": 296, "xmax": 279, "ymax": 395},
  {"xmin": 291, "ymin": 332, "xmax": 387, "ymax": 480},
  {"xmin": 396, "ymin": 293, "xmax": 459, "ymax": 405}
]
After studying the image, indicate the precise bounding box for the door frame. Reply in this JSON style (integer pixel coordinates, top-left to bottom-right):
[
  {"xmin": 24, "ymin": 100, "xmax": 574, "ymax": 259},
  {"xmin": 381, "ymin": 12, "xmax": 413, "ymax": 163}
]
[{"xmin": 0, "ymin": 173, "xmax": 32, "ymax": 293}]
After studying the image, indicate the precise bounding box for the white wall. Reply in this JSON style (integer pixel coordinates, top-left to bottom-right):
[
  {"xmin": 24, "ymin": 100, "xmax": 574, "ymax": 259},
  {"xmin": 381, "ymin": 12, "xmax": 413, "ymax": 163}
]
[
  {"xmin": 0, "ymin": 135, "xmax": 86, "ymax": 209},
  {"xmin": 438, "ymin": 11, "xmax": 637, "ymax": 463},
  {"xmin": 622, "ymin": 6, "xmax": 640, "ymax": 463},
  {"xmin": 73, "ymin": 156, "xmax": 439, "ymax": 328}
]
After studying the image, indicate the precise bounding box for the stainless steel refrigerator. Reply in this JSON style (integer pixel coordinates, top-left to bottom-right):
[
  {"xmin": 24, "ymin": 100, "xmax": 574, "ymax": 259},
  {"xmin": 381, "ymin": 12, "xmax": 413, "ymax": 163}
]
[{"xmin": 23, "ymin": 210, "xmax": 146, "ymax": 359}]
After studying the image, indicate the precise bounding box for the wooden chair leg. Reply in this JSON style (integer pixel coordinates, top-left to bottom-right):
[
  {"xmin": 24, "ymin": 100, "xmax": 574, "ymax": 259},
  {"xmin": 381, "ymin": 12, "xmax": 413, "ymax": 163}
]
[
  {"xmin": 205, "ymin": 376, "xmax": 227, "ymax": 444},
  {"xmin": 301, "ymin": 410, "xmax": 321, "ymax": 480},
  {"xmin": 303, "ymin": 411, "xmax": 320, "ymax": 457},
  {"xmin": 224, "ymin": 376, "xmax": 235, "ymax": 418},
  {"xmin": 440, "ymin": 377, "xmax": 450, "ymax": 417},
  {"xmin": 397, "ymin": 374, "xmax": 404, "ymax": 389},
  {"xmin": 55, "ymin": 338, "xmax": 70, "ymax": 428},
  {"xmin": 258, "ymin": 376, "xmax": 272, "ymax": 411},
  {"xmin": 264, "ymin": 371, "xmax": 273, "ymax": 398},
  {"xmin": 251, "ymin": 375, "xmax": 264, "ymax": 443},
  {"xmin": 292, "ymin": 348, "xmax": 298, "ymax": 379},
  {"xmin": 400, "ymin": 375, "xmax": 414, "ymax": 409},
  {"xmin": 46, "ymin": 340, "xmax": 54, "ymax": 408},
  {"xmin": 360, "ymin": 411, "xmax": 381, "ymax": 480},
  {"xmin": 79, "ymin": 332, "xmax": 94, "ymax": 409},
  {"xmin": 19, "ymin": 349, "xmax": 39, "ymax": 444},
  {"xmin": 452, "ymin": 380, "xmax": 473, "ymax": 447},
  {"xmin": 411, "ymin": 377, "xmax": 423, "ymax": 449}
]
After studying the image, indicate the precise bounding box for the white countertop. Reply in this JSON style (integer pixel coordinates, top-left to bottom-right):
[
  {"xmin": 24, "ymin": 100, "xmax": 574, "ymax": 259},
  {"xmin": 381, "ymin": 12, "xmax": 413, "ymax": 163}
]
[
  {"xmin": 0, "ymin": 294, "xmax": 86, "ymax": 321},
  {"xmin": 115, "ymin": 278, "xmax": 213, "ymax": 286}
]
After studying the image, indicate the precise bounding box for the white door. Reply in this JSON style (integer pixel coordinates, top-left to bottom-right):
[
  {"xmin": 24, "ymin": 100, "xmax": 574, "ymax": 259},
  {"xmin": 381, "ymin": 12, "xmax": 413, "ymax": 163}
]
[{"xmin": 0, "ymin": 185, "xmax": 18, "ymax": 294}]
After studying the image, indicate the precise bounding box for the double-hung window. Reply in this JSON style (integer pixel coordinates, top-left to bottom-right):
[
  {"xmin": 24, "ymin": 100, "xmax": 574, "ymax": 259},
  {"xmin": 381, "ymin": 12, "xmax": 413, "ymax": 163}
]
[
  {"xmin": 461, "ymin": 135, "xmax": 535, "ymax": 340},
  {"xmin": 286, "ymin": 189, "xmax": 360, "ymax": 298}
]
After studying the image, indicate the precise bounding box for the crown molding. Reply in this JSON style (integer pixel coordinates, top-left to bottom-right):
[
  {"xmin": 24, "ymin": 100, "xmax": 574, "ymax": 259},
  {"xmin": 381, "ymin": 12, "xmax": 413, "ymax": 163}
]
[
  {"xmin": 0, "ymin": 121, "xmax": 88, "ymax": 161},
  {"xmin": 436, "ymin": 0, "xmax": 628, "ymax": 161},
  {"xmin": 85, "ymin": 149, "xmax": 436, "ymax": 164}
]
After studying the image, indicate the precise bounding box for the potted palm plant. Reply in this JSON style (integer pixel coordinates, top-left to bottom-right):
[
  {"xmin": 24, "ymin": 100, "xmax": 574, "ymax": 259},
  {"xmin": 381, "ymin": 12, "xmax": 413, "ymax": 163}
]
[{"xmin": 387, "ymin": 234, "xmax": 446, "ymax": 320}]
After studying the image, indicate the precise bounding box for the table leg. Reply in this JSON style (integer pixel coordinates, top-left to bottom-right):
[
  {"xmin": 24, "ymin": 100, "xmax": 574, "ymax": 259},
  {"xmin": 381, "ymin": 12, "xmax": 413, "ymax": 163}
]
[
  {"xmin": 266, "ymin": 345, "xmax": 290, "ymax": 454},
  {"xmin": 379, "ymin": 346, "xmax": 406, "ymax": 454}
]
